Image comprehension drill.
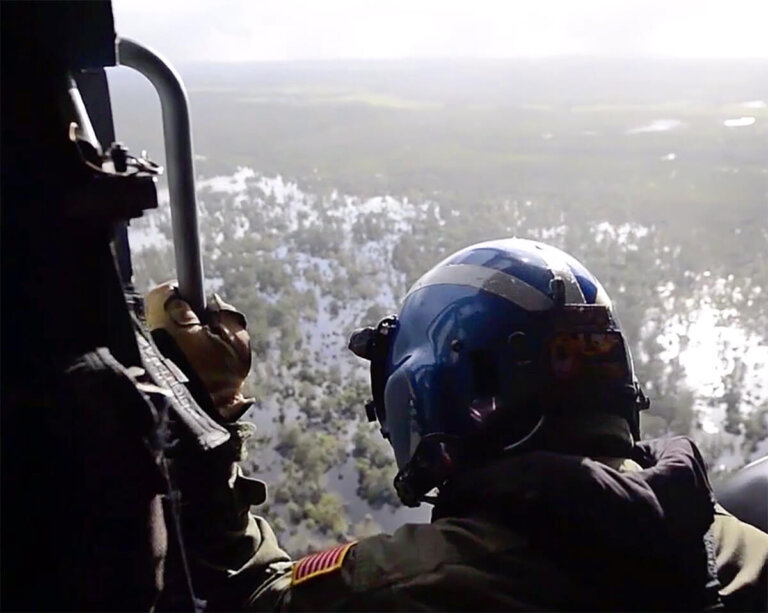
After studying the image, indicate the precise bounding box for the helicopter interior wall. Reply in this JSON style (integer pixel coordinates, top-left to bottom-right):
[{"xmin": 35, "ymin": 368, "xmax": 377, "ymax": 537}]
[{"xmin": 1, "ymin": 1, "xmax": 164, "ymax": 609}]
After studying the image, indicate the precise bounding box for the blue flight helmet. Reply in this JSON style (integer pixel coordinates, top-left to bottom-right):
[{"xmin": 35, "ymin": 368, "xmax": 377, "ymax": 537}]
[{"xmin": 349, "ymin": 238, "xmax": 649, "ymax": 506}]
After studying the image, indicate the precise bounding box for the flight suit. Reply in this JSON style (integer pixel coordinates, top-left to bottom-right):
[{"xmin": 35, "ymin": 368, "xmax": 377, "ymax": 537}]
[{"xmin": 179, "ymin": 432, "xmax": 768, "ymax": 611}]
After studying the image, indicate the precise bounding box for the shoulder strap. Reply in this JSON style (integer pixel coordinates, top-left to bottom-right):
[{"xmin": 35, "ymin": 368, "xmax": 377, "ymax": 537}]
[{"xmin": 133, "ymin": 315, "xmax": 230, "ymax": 451}]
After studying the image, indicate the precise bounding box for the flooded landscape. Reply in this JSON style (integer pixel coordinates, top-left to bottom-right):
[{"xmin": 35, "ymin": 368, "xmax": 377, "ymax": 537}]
[{"xmin": 113, "ymin": 58, "xmax": 767, "ymax": 553}]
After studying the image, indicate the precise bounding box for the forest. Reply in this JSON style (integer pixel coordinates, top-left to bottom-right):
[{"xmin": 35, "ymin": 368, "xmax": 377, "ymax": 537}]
[{"xmin": 110, "ymin": 58, "xmax": 768, "ymax": 555}]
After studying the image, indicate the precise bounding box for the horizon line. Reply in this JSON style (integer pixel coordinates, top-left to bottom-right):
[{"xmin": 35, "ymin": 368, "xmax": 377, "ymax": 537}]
[{"xmin": 166, "ymin": 55, "xmax": 768, "ymax": 66}]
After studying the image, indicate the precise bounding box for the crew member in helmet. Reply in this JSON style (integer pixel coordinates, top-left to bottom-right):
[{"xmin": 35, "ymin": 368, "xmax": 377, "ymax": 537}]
[{"xmin": 151, "ymin": 239, "xmax": 768, "ymax": 611}]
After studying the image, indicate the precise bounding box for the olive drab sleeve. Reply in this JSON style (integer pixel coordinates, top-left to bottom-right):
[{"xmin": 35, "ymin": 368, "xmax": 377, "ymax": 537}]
[
  {"xmin": 172, "ymin": 420, "xmax": 362, "ymax": 611},
  {"xmin": 172, "ymin": 420, "xmax": 294, "ymax": 611},
  {"xmin": 251, "ymin": 542, "xmax": 361, "ymax": 611}
]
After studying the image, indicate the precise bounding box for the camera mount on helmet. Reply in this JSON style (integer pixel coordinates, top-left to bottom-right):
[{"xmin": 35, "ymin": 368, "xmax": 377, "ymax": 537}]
[{"xmin": 349, "ymin": 315, "xmax": 398, "ymax": 438}]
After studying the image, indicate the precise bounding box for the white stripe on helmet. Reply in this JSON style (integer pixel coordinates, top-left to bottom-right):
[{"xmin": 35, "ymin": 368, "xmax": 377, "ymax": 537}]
[
  {"xmin": 406, "ymin": 264, "xmax": 554, "ymax": 312},
  {"xmin": 593, "ymin": 280, "xmax": 613, "ymax": 307}
]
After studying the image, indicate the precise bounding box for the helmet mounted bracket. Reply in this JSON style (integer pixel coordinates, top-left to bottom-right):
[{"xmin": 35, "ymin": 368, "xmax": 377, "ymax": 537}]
[{"xmin": 348, "ymin": 315, "xmax": 399, "ymax": 439}]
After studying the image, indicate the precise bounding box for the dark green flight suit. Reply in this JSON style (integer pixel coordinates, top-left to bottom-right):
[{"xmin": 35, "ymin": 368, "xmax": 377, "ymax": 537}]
[{"xmin": 180, "ymin": 425, "xmax": 768, "ymax": 611}]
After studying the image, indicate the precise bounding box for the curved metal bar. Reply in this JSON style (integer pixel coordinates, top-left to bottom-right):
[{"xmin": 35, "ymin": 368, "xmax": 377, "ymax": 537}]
[{"xmin": 116, "ymin": 37, "xmax": 206, "ymax": 315}]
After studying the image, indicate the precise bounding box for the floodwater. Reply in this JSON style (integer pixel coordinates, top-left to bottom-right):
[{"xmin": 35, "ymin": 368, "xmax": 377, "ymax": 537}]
[
  {"xmin": 626, "ymin": 119, "xmax": 683, "ymax": 134},
  {"xmin": 723, "ymin": 116, "xmax": 756, "ymax": 128}
]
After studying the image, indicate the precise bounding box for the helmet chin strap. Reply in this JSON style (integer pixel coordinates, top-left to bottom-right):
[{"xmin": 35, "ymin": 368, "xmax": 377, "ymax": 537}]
[
  {"xmin": 501, "ymin": 414, "xmax": 547, "ymax": 453},
  {"xmin": 393, "ymin": 433, "xmax": 462, "ymax": 508},
  {"xmin": 393, "ymin": 414, "xmax": 549, "ymax": 507}
]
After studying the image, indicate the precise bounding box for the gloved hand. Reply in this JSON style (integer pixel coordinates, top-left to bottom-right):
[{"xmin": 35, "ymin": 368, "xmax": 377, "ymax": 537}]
[{"xmin": 145, "ymin": 281, "xmax": 254, "ymax": 422}]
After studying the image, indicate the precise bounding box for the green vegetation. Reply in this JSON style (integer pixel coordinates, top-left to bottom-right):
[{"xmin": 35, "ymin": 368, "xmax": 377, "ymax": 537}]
[{"xmin": 352, "ymin": 423, "xmax": 400, "ymax": 509}]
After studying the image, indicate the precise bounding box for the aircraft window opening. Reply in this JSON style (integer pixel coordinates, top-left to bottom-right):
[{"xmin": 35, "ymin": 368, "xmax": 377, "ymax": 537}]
[{"xmin": 108, "ymin": 0, "xmax": 768, "ymax": 552}]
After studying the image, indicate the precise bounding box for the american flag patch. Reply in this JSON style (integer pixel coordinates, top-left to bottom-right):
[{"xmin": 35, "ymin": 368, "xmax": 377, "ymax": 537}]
[{"xmin": 291, "ymin": 542, "xmax": 357, "ymax": 586}]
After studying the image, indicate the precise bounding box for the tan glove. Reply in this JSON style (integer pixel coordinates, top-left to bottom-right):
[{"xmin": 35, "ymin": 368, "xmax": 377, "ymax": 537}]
[{"xmin": 145, "ymin": 281, "xmax": 254, "ymax": 422}]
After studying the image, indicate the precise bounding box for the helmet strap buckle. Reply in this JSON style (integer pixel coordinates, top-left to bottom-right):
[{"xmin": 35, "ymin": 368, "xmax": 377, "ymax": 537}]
[{"xmin": 394, "ymin": 433, "xmax": 461, "ymax": 507}]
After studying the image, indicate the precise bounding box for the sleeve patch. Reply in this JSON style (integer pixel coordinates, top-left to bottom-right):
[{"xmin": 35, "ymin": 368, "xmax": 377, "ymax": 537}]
[{"xmin": 291, "ymin": 542, "xmax": 357, "ymax": 586}]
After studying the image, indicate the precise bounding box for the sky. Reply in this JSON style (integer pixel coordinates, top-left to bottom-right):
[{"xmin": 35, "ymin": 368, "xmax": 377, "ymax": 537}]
[{"xmin": 113, "ymin": 0, "xmax": 768, "ymax": 64}]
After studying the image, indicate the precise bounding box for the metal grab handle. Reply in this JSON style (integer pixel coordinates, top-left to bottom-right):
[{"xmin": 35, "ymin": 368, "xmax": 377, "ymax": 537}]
[{"xmin": 117, "ymin": 37, "xmax": 206, "ymax": 315}]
